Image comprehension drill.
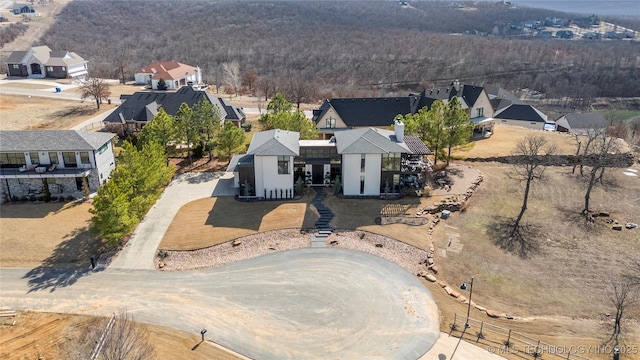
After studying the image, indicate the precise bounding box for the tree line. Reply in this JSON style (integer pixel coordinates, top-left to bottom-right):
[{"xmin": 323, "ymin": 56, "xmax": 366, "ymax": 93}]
[{"xmin": 35, "ymin": 0, "xmax": 640, "ymax": 107}]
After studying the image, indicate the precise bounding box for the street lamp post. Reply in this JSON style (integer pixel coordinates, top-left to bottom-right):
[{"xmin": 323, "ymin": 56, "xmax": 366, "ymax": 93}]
[{"xmin": 459, "ymin": 277, "xmax": 474, "ymax": 329}]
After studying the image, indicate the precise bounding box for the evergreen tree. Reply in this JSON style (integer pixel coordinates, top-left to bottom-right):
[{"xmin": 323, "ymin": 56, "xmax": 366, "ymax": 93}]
[
  {"xmin": 217, "ymin": 122, "xmax": 245, "ymax": 161},
  {"xmin": 259, "ymin": 94, "xmax": 317, "ymax": 139},
  {"xmin": 138, "ymin": 108, "xmax": 178, "ymax": 161},
  {"xmin": 443, "ymin": 96, "xmax": 474, "ymax": 165},
  {"xmin": 175, "ymin": 102, "xmax": 199, "ymax": 165},
  {"xmin": 157, "ymin": 78, "xmax": 168, "ymax": 90},
  {"xmin": 192, "ymin": 99, "xmax": 222, "ymax": 160},
  {"xmin": 396, "ymin": 100, "xmax": 446, "ymax": 165},
  {"xmin": 90, "ymin": 179, "xmax": 137, "ymax": 246}
]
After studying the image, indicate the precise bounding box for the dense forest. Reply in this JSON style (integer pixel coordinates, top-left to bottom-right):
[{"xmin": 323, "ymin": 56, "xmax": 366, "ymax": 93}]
[{"xmin": 37, "ymin": 0, "xmax": 640, "ymax": 104}]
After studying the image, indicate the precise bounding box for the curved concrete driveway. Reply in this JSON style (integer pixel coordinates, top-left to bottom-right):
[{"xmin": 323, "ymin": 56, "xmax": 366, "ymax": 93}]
[
  {"xmin": 2, "ymin": 248, "xmax": 439, "ymax": 359},
  {"xmin": 110, "ymin": 171, "xmax": 235, "ymax": 270}
]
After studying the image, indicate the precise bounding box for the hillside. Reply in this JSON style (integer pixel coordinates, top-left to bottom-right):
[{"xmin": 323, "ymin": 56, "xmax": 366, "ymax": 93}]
[{"xmin": 9, "ymin": 1, "xmax": 640, "ymax": 107}]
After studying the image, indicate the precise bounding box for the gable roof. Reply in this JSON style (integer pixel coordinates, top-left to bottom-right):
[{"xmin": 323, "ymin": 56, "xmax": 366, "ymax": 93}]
[
  {"xmin": 317, "ymin": 97, "xmax": 415, "ymax": 127},
  {"xmin": 484, "ymin": 85, "xmax": 524, "ymax": 111},
  {"xmin": 334, "ymin": 127, "xmax": 410, "ymax": 154},
  {"xmin": 103, "ymin": 86, "xmax": 229, "ymax": 124},
  {"xmin": 5, "ymin": 46, "xmax": 87, "ymax": 67},
  {"xmin": 136, "ymin": 61, "xmax": 198, "ymax": 81},
  {"xmin": 493, "ymin": 104, "xmax": 547, "ymax": 122},
  {"xmin": 214, "ymin": 97, "xmax": 246, "ymax": 121},
  {"xmin": 0, "ymin": 130, "xmax": 115, "ymax": 152},
  {"xmin": 247, "ymin": 129, "xmax": 300, "ymax": 156},
  {"xmin": 414, "ymin": 83, "xmax": 485, "ymax": 112},
  {"xmin": 556, "ymin": 113, "xmax": 607, "ymax": 130},
  {"xmin": 403, "ymin": 135, "xmax": 431, "ymax": 155}
]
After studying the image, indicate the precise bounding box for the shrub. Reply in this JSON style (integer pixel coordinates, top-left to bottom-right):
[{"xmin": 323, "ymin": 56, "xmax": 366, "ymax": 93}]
[
  {"xmin": 241, "ymin": 121, "xmax": 252, "ymax": 132},
  {"xmin": 66, "ymin": 195, "xmax": 76, "ymax": 201}
]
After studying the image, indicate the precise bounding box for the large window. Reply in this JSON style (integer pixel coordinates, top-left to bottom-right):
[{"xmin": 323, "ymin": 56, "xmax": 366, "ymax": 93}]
[
  {"xmin": 325, "ymin": 117, "xmax": 336, "ymax": 128},
  {"xmin": 29, "ymin": 152, "xmax": 40, "ymax": 165},
  {"xmin": 381, "ymin": 153, "xmax": 401, "ymax": 171},
  {"xmin": 62, "ymin": 152, "xmax": 77, "ymax": 168},
  {"xmin": 277, "ymin": 156, "xmax": 290, "ymax": 174},
  {"xmin": 49, "ymin": 152, "xmax": 59, "ymax": 164},
  {"xmin": 80, "ymin": 152, "xmax": 90, "ymax": 165},
  {"xmin": 0, "ymin": 153, "xmax": 26, "ymax": 168}
]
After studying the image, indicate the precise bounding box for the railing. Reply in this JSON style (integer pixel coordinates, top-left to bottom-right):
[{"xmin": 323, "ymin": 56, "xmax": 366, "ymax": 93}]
[{"xmin": 450, "ymin": 313, "xmax": 593, "ymax": 360}]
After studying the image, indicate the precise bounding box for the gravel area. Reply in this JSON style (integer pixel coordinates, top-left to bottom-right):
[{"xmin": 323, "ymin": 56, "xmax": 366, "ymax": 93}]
[{"xmin": 157, "ymin": 228, "xmax": 431, "ymax": 275}]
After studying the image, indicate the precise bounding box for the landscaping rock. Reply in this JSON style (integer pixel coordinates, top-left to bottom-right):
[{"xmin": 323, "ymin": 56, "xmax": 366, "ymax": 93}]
[
  {"xmin": 437, "ymin": 280, "xmax": 447, "ymax": 287},
  {"xmin": 458, "ymin": 295, "xmax": 468, "ymax": 303},
  {"xmin": 430, "ymin": 265, "xmax": 440, "ymax": 274},
  {"xmin": 444, "ymin": 286, "xmax": 454, "ymax": 295},
  {"xmin": 425, "ymin": 274, "xmax": 437, "ymax": 282},
  {"xmin": 158, "ymin": 262, "xmax": 165, "ymax": 269},
  {"xmin": 474, "ymin": 304, "xmax": 486, "ymax": 312},
  {"xmin": 625, "ymin": 223, "xmax": 638, "ymax": 229},
  {"xmin": 485, "ymin": 309, "xmax": 500, "ymax": 318},
  {"xmin": 232, "ymin": 240, "xmax": 242, "ymax": 247},
  {"xmin": 375, "ymin": 243, "xmax": 383, "ymax": 248},
  {"xmin": 612, "ymin": 225, "xmax": 623, "ymax": 231}
]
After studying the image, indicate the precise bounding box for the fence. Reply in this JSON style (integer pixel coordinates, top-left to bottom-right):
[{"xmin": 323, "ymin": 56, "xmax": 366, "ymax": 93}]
[{"xmin": 450, "ymin": 313, "xmax": 594, "ymax": 360}]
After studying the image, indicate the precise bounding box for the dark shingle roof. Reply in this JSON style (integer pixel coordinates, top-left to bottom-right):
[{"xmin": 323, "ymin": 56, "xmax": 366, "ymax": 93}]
[
  {"xmin": 493, "ymin": 104, "xmax": 547, "ymax": 122},
  {"xmin": 5, "ymin": 51, "xmax": 27, "ymax": 63},
  {"xmin": 0, "ymin": 130, "xmax": 115, "ymax": 152},
  {"xmin": 320, "ymin": 97, "xmax": 415, "ymax": 127},
  {"xmin": 484, "ymin": 85, "xmax": 524, "ymax": 111},
  {"xmin": 414, "ymin": 84, "xmax": 485, "ymax": 111},
  {"xmin": 104, "ymin": 86, "xmax": 230, "ymax": 124}
]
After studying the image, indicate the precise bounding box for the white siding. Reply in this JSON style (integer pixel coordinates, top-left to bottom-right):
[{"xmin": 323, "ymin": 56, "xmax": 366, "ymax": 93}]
[
  {"xmin": 470, "ymin": 91, "xmax": 494, "ymax": 117},
  {"xmin": 254, "ymin": 155, "xmax": 293, "ymax": 199},
  {"xmin": 94, "ymin": 141, "xmax": 116, "ymax": 185},
  {"xmin": 342, "ymin": 153, "xmax": 381, "ymax": 196}
]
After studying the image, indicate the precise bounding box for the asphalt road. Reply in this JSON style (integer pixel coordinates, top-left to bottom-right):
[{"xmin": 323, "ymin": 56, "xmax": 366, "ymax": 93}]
[{"xmin": 1, "ymin": 248, "xmax": 440, "ymax": 360}]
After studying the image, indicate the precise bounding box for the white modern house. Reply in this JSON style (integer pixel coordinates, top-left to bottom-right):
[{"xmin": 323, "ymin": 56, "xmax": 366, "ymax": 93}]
[
  {"xmin": 0, "ymin": 130, "xmax": 116, "ymax": 202},
  {"xmin": 230, "ymin": 121, "xmax": 430, "ymax": 198},
  {"xmin": 134, "ymin": 61, "xmax": 202, "ymax": 90},
  {"xmin": 5, "ymin": 45, "xmax": 88, "ymax": 79}
]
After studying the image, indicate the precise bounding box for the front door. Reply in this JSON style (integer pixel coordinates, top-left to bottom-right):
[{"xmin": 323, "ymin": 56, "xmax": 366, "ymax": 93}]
[
  {"xmin": 312, "ymin": 164, "xmax": 324, "ymax": 185},
  {"xmin": 30, "ymin": 63, "xmax": 42, "ymax": 75}
]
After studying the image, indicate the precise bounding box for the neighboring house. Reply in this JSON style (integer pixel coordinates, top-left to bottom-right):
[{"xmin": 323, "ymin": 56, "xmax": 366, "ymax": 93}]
[
  {"xmin": 5, "ymin": 46, "xmax": 88, "ymax": 79},
  {"xmin": 555, "ymin": 113, "xmax": 608, "ymax": 134},
  {"xmin": 485, "ymin": 86, "xmax": 555, "ymax": 131},
  {"xmin": 134, "ymin": 61, "xmax": 202, "ymax": 90},
  {"xmin": 492, "ymin": 103, "xmax": 553, "ymax": 130},
  {"xmin": 0, "ymin": 130, "xmax": 116, "ymax": 203},
  {"xmin": 312, "ymin": 96, "xmax": 415, "ymax": 140},
  {"xmin": 102, "ymin": 86, "xmax": 245, "ymax": 132},
  {"xmin": 12, "ymin": 4, "xmax": 34, "ymax": 14},
  {"xmin": 312, "ymin": 80, "xmax": 495, "ymax": 139},
  {"xmin": 230, "ymin": 121, "xmax": 431, "ymax": 197},
  {"xmin": 415, "ymin": 80, "xmax": 495, "ymax": 137}
]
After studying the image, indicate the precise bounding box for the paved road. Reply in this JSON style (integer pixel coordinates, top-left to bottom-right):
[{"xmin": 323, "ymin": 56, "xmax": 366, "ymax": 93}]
[
  {"xmin": 1, "ymin": 248, "xmax": 441, "ymax": 359},
  {"xmin": 110, "ymin": 171, "xmax": 235, "ymax": 270}
]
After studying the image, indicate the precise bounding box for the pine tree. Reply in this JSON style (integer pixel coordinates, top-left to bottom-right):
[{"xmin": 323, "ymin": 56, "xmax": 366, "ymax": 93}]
[
  {"xmin": 157, "ymin": 78, "xmax": 168, "ymax": 90},
  {"xmin": 175, "ymin": 102, "xmax": 199, "ymax": 165},
  {"xmin": 217, "ymin": 122, "xmax": 245, "ymax": 161},
  {"xmin": 138, "ymin": 108, "xmax": 178, "ymax": 161},
  {"xmin": 192, "ymin": 99, "xmax": 222, "ymax": 161}
]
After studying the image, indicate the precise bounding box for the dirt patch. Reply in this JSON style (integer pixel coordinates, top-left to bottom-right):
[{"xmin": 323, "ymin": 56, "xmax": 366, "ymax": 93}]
[{"xmin": 0, "ymin": 311, "xmax": 243, "ymax": 360}]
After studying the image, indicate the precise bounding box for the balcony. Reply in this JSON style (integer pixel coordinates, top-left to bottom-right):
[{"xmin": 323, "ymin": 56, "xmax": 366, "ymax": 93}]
[{"xmin": 0, "ymin": 164, "xmax": 92, "ymax": 179}]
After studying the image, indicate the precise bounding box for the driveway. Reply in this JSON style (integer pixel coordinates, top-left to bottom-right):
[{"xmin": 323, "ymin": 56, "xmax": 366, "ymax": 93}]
[
  {"xmin": 109, "ymin": 171, "xmax": 236, "ymax": 270},
  {"xmin": 2, "ymin": 248, "xmax": 440, "ymax": 359}
]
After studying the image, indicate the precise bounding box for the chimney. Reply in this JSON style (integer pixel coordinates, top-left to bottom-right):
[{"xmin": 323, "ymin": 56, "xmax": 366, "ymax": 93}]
[
  {"xmin": 453, "ymin": 79, "xmax": 461, "ymax": 92},
  {"xmin": 394, "ymin": 119, "xmax": 405, "ymax": 143}
]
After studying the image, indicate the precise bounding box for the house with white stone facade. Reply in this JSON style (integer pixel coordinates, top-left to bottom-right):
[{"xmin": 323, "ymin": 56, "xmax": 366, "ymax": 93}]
[{"xmin": 0, "ymin": 130, "xmax": 116, "ymax": 202}]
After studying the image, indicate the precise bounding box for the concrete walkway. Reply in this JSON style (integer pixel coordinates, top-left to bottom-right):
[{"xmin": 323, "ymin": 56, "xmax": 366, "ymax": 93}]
[{"xmin": 109, "ymin": 171, "xmax": 235, "ymax": 270}]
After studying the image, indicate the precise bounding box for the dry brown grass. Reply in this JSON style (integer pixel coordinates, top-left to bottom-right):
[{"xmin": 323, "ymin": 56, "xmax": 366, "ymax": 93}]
[
  {"xmin": 434, "ymin": 162, "xmax": 640, "ymax": 319},
  {"xmin": 159, "ymin": 196, "xmax": 317, "ymax": 251},
  {"xmin": 0, "ymin": 94, "xmax": 117, "ymax": 130},
  {"xmin": 0, "ymin": 201, "xmax": 98, "ymax": 268},
  {"xmin": 0, "ymin": 311, "xmax": 242, "ymax": 360}
]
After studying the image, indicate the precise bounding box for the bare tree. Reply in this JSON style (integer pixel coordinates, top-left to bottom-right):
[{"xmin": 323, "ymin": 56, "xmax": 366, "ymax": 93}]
[
  {"xmin": 628, "ymin": 117, "xmax": 640, "ymax": 144},
  {"xmin": 582, "ymin": 130, "xmax": 621, "ymax": 215},
  {"xmin": 80, "ymin": 78, "xmax": 111, "ymax": 109},
  {"xmin": 285, "ymin": 76, "xmax": 316, "ymax": 109},
  {"xmin": 68, "ymin": 310, "xmax": 155, "ymax": 360},
  {"xmin": 605, "ymin": 279, "xmax": 638, "ymax": 347},
  {"xmin": 510, "ymin": 135, "xmax": 555, "ymax": 238},
  {"xmin": 222, "ymin": 61, "xmax": 241, "ymax": 97},
  {"xmin": 111, "ymin": 48, "xmax": 132, "ymax": 84}
]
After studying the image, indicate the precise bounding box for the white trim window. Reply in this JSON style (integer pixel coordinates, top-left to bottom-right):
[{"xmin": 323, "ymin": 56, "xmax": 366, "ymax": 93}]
[{"xmin": 277, "ymin": 156, "xmax": 290, "ymax": 174}]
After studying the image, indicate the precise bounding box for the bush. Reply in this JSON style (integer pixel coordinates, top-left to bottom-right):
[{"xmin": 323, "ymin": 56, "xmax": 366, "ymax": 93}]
[
  {"xmin": 241, "ymin": 121, "xmax": 252, "ymax": 132},
  {"xmin": 66, "ymin": 195, "xmax": 76, "ymax": 201}
]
